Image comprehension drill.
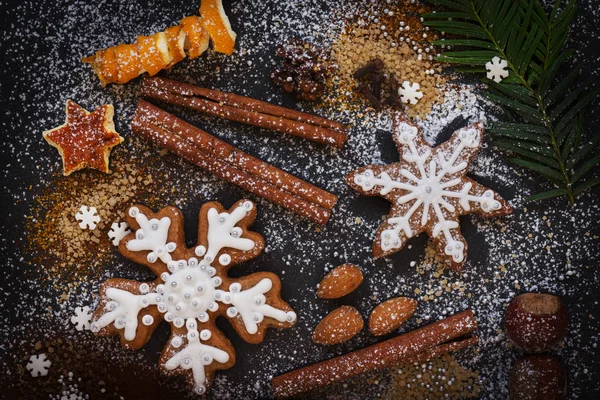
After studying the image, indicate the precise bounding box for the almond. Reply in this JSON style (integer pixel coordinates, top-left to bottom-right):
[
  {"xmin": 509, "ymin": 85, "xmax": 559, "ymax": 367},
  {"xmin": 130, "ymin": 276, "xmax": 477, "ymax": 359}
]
[
  {"xmin": 312, "ymin": 306, "xmax": 363, "ymax": 345},
  {"xmin": 317, "ymin": 263, "xmax": 363, "ymax": 299},
  {"xmin": 368, "ymin": 297, "xmax": 417, "ymax": 336}
]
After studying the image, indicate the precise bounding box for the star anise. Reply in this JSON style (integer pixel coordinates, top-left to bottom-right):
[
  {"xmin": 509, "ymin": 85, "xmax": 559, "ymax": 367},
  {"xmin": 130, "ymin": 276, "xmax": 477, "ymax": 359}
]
[{"xmin": 271, "ymin": 38, "xmax": 334, "ymax": 101}]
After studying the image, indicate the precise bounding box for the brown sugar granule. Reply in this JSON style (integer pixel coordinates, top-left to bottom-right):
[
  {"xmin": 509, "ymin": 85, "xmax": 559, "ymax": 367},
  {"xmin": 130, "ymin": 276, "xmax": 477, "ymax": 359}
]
[
  {"xmin": 25, "ymin": 134, "xmax": 222, "ymax": 290},
  {"xmin": 324, "ymin": 1, "xmax": 446, "ymax": 118},
  {"xmin": 412, "ymin": 241, "xmax": 474, "ymax": 302},
  {"xmin": 25, "ymin": 154, "xmax": 151, "ymax": 286},
  {"xmin": 24, "ymin": 137, "xmax": 166, "ymax": 288},
  {"xmin": 385, "ymin": 354, "xmax": 482, "ymax": 399}
]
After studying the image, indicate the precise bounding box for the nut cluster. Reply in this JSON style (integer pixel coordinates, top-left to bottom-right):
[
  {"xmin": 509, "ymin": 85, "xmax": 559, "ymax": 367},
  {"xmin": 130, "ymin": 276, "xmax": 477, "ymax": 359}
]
[
  {"xmin": 271, "ymin": 38, "xmax": 334, "ymax": 101},
  {"xmin": 313, "ymin": 263, "xmax": 418, "ymax": 344},
  {"xmin": 504, "ymin": 293, "xmax": 568, "ymax": 399}
]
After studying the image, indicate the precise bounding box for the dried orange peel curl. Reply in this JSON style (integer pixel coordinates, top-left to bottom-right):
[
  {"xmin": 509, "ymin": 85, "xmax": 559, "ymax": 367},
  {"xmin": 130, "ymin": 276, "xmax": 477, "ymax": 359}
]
[
  {"xmin": 83, "ymin": 2, "xmax": 236, "ymax": 86},
  {"xmin": 200, "ymin": 0, "xmax": 237, "ymax": 56}
]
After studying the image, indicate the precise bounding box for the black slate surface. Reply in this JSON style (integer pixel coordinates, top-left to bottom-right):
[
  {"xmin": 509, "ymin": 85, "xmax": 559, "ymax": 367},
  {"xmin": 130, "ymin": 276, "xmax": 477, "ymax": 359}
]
[{"xmin": 1, "ymin": 0, "xmax": 599, "ymax": 399}]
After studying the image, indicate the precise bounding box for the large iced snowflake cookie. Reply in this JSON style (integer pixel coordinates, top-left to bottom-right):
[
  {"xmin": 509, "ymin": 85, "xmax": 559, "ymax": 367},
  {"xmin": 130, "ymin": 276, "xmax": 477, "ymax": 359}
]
[
  {"xmin": 90, "ymin": 199, "xmax": 296, "ymax": 395},
  {"xmin": 346, "ymin": 114, "xmax": 512, "ymax": 270}
]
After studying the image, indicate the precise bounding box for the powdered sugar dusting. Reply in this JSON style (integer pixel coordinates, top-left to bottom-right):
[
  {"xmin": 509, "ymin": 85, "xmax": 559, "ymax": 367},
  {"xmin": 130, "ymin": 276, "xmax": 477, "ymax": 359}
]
[{"xmin": 1, "ymin": 0, "xmax": 599, "ymax": 398}]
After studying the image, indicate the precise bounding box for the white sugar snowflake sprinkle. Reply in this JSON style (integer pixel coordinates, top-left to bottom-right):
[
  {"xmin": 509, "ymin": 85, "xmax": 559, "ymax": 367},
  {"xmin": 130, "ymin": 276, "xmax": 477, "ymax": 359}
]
[
  {"xmin": 75, "ymin": 205, "xmax": 100, "ymax": 230},
  {"xmin": 70, "ymin": 306, "xmax": 92, "ymax": 331},
  {"xmin": 26, "ymin": 353, "xmax": 52, "ymax": 377},
  {"xmin": 398, "ymin": 81, "xmax": 424, "ymax": 105},
  {"xmin": 485, "ymin": 56, "xmax": 509, "ymax": 83},
  {"xmin": 108, "ymin": 222, "xmax": 131, "ymax": 246}
]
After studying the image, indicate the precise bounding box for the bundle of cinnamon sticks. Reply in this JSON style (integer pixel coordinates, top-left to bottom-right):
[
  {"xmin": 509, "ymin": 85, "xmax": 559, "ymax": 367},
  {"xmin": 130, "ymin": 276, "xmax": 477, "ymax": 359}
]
[
  {"xmin": 132, "ymin": 100, "xmax": 338, "ymax": 224},
  {"xmin": 140, "ymin": 76, "xmax": 349, "ymax": 147},
  {"xmin": 271, "ymin": 310, "xmax": 478, "ymax": 398}
]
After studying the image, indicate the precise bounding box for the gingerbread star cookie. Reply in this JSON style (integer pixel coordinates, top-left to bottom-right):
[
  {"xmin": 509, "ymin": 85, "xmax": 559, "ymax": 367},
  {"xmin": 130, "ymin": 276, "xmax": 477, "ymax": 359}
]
[
  {"xmin": 346, "ymin": 113, "xmax": 512, "ymax": 270},
  {"xmin": 43, "ymin": 100, "xmax": 123, "ymax": 175},
  {"xmin": 90, "ymin": 199, "xmax": 296, "ymax": 395}
]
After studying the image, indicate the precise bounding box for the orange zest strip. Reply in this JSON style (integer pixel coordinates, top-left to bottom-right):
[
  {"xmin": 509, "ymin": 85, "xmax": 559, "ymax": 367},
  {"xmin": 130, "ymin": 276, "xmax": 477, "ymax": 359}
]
[
  {"xmin": 137, "ymin": 34, "xmax": 164, "ymax": 76},
  {"xmin": 200, "ymin": 0, "xmax": 236, "ymax": 55},
  {"xmin": 115, "ymin": 43, "xmax": 143, "ymax": 84},
  {"xmin": 82, "ymin": 5, "xmax": 236, "ymax": 86},
  {"xmin": 164, "ymin": 25, "xmax": 186, "ymax": 67},
  {"xmin": 180, "ymin": 16, "xmax": 210, "ymax": 59}
]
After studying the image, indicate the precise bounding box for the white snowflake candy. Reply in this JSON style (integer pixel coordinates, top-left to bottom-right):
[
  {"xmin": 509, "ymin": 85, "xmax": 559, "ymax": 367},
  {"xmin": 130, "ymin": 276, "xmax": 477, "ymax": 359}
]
[
  {"xmin": 26, "ymin": 353, "xmax": 51, "ymax": 377},
  {"xmin": 347, "ymin": 114, "xmax": 512, "ymax": 269},
  {"xmin": 485, "ymin": 56, "xmax": 509, "ymax": 83},
  {"xmin": 75, "ymin": 205, "xmax": 100, "ymax": 230},
  {"xmin": 108, "ymin": 222, "xmax": 131, "ymax": 246},
  {"xmin": 89, "ymin": 200, "xmax": 296, "ymax": 395},
  {"xmin": 71, "ymin": 306, "xmax": 92, "ymax": 331},
  {"xmin": 398, "ymin": 81, "xmax": 424, "ymax": 105}
]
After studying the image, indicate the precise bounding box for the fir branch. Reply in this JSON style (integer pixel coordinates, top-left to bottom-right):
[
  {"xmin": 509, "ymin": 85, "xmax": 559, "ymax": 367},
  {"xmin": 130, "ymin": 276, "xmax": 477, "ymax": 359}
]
[{"xmin": 423, "ymin": 0, "xmax": 600, "ymax": 203}]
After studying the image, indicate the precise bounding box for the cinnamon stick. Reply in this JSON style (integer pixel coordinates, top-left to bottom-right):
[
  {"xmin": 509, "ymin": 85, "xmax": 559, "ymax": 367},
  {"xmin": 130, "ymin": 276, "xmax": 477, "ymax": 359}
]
[
  {"xmin": 271, "ymin": 310, "xmax": 478, "ymax": 398},
  {"xmin": 132, "ymin": 102, "xmax": 332, "ymax": 225},
  {"xmin": 402, "ymin": 336, "xmax": 479, "ymax": 364},
  {"xmin": 140, "ymin": 77, "xmax": 348, "ymax": 148},
  {"xmin": 136, "ymin": 100, "xmax": 337, "ymax": 211}
]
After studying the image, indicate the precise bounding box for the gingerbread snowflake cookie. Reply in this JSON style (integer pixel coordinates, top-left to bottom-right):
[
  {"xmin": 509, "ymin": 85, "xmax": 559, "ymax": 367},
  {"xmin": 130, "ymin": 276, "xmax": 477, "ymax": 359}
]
[
  {"xmin": 346, "ymin": 113, "xmax": 512, "ymax": 270},
  {"xmin": 90, "ymin": 199, "xmax": 296, "ymax": 395}
]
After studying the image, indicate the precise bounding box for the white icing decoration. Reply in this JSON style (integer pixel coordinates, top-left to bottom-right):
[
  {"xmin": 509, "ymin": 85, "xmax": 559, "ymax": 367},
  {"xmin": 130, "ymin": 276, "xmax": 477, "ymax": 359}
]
[
  {"xmin": 398, "ymin": 81, "xmax": 424, "ymax": 105},
  {"xmin": 164, "ymin": 329, "xmax": 230, "ymax": 395},
  {"xmin": 353, "ymin": 122, "xmax": 503, "ymax": 262},
  {"xmin": 154, "ymin": 258, "xmax": 219, "ymax": 320},
  {"xmin": 195, "ymin": 245, "xmax": 206, "ymax": 257},
  {"xmin": 75, "ymin": 205, "xmax": 100, "ymax": 230},
  {"xmin": 91, "ymin": 288, "xmax": 158, "ymax": 341},
  {"xmin": 204, "ymin": 205, "xmax": 255, "ymax": 262},
  {"xmin": 125, "ymin": 209, "xmax": 176, "ymax": 264},
  {"xmin": 92, "ymin": 199, "xmax": 295, "ymax": 393},
  {"xmin": 70, "ymin": 306, "xmax": 92, "ymax": 331},
  {"xmin": 26, "ymin": 354, "xmax": 51, "ymax": 377},
  {"xmin": 108, "ymin": 222, "xmax": 131, "ymax": 246},
  {"xmin": 485, "ymin": 56, "xmax": 509, "ymax": 83},
  {"xmin": 171, "ymin": 336, "xmax": 183, "ymax": 348},
  {"xmin": 218, "ymin": 254, "xmax": 231, "ymax": 266},
  {"xmin": 215, "ymin": 279, "xmax": 296, "ymax": 334}
]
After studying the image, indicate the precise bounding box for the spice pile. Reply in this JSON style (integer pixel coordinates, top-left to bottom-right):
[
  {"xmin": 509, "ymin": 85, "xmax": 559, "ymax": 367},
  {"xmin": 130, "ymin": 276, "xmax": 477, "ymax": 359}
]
[
  {"xmin": 25, "ymin": 146, "xmax": 153, "ymax": 284},
  {"xmin": 326, "ymin": 1, "xmax": 446, "ymax": 117},
  {"xmin": 271, "ymin": 38, "xmax": 334, "ymax": 101},
  {"xmin": 384, "ymin": 354, "xmax": 482, "ymax": 399}
]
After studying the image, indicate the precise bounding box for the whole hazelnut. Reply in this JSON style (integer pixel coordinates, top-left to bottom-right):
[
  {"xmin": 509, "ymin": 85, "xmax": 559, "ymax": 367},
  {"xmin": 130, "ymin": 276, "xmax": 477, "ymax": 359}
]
[
  {"xmin": 504, "ymin": 293, "xmax": 567, "ymax": 353},
  {"xmin": 509, "ymin": 354, "xmax": 566, "ymax": 400}
]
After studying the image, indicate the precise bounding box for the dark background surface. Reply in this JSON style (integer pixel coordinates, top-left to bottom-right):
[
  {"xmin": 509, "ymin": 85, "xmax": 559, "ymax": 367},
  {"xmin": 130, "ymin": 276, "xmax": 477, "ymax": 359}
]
[{"xmin": 1, "ymin": 0, "xmax": 599, "ymax": 399}]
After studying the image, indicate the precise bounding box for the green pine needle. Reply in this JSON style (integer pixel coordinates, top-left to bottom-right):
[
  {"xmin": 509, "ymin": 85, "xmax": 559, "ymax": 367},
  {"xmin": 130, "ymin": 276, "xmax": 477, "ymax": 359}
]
[{"xmin": 424, "ymin": 0, "xmax": 600, "ymax": 203}]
